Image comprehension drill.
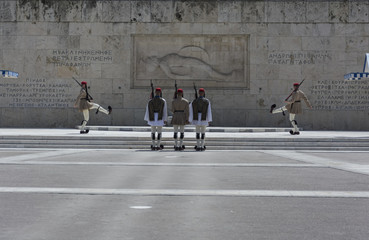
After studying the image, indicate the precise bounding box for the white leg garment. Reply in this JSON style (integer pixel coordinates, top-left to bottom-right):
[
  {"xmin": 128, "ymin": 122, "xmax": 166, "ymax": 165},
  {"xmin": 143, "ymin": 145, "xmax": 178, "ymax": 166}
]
[
  {"xmin": 156, "ymin": 126, "xmax": 163, "ymax": 147},
  {"xmin": 272, "ymin": 106, "xmax": 287, "ymax": 114},
  {"xmin": 81, "ymin": 109, "xmax": 90, "ymax": 131},
  {"xmin": 151, "ymin": 126, "xmax": 156, "ymax": 146},
  {"xmin": 289, "ymin": 113, "xmax": 299, "ymax": 132},
  {"xmin": 195, "ymin": 126, "xmax": 201, "ymax": 147},
  {"xmin": 173, "ymin": 125, "xmax": 179, "ymax": 147},
  {"xmin": 178, "ymin": 125, "xmax": 185, "ymax": 147},
  {"xmin": 196, "ymin": 125, "xmax": 206, "ymax": 148},
  {"xmin": 200, "ymin": 126, "xmax": 206, "ymax": 148},
  {"xmin": 89, "ymin": 103, "xmax": 109, "ymax": 115}
]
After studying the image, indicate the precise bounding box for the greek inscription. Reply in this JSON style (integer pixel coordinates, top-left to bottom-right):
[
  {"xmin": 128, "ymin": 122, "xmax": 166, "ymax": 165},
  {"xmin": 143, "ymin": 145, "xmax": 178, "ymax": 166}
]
[
  {"xmin": 0, "ymin": 78, "xmax": 75, "ymax": 108},
  {"xmin": 268, "ymin": 51, "xmax": 332, "ymax": 65},
  {"xmin": 0, "ymin": 2, "xmax": 13, "ymax": 21},
  {"xmin": 310, "ymin": 80, "xmax": 369, "ymax": 110},
  {"xmin": 48, "ymin": 49, "xmax": 113, "ymax": 67}
]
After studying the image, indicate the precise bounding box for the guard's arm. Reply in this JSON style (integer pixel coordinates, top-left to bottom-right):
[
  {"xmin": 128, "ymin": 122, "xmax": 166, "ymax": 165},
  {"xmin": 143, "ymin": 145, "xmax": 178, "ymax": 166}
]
[{"xmin": 302, "ymin": 92, "xmax": 312, "ymax": 109}]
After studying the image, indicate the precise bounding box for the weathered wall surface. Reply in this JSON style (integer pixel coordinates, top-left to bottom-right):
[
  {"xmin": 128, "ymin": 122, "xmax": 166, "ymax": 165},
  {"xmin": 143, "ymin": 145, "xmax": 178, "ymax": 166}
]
[{"xmin": 0, "ymin": 0, "xmax": 368, "ymax": 130}]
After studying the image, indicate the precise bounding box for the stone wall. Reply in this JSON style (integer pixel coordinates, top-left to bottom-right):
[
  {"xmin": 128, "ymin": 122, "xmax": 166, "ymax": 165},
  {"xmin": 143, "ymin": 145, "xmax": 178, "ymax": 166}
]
[{"xmin": 0, "ymin": 0, "xmax": 368, "ymax": 130}]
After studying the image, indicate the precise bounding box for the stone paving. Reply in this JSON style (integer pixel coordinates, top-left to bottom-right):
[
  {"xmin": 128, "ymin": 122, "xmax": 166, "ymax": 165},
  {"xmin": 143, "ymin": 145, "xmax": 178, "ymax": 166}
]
[{"xmin": 0, "ymin": 146, "xmax": 369, "ymax": 240}]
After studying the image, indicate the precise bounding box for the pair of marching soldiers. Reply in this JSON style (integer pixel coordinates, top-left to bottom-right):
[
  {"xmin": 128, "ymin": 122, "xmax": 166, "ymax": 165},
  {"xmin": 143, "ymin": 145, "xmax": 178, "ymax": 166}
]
[{"xmin": 144, "ymin": 87, "xmax": 212, "ymax": 151}]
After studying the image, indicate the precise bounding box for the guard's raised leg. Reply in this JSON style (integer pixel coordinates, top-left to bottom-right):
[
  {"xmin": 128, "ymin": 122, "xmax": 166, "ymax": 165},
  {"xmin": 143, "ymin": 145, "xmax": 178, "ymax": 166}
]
[
  {"xmin": 90, "ymin": 103, "xmax": 111, "ymax": 115},
  {"xmin": 271, "ymin": 106, "xmax": 287, "ymax": 114}
]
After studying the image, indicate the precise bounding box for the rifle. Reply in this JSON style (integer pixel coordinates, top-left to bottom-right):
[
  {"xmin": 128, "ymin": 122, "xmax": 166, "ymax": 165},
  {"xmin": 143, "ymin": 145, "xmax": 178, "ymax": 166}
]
[
  {"xmin": 174, "ymin": 80, "xmax": 178, "ymax": 99},
  {"xmin": 193, "ymin": 82, "xmax": 198, "ymax": 99},
  {"xmin": 150, "ymin": 79, "xmax": 154, "ymax": 99},
  {"xmin": 72, "ymin": 77, "xmax": 93, "ymax": 101},
  {"xmin": 285, "ymin": 79, "xmax": 305, "ymax": 101}
]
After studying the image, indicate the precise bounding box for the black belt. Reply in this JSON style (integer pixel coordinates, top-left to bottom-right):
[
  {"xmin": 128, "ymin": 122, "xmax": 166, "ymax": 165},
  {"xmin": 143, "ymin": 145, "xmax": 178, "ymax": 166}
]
[
  {"xmin": 175, "ymin": 110, "xmax": 184, "ymax": 112},
  {"xmin": 294, "ymin": 101, "xmax": 301, "ymax": 102}
]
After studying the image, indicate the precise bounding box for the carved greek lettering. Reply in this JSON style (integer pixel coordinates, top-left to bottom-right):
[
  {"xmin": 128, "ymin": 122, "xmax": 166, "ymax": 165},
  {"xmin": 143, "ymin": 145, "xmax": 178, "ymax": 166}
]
[{"xmin": 311, "ymin": 80, "xmax": 369, "ymax": 110}]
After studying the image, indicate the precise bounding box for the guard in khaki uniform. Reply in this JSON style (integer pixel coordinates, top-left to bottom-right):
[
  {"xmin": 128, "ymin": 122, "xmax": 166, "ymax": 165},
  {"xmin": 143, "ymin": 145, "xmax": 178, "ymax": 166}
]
[
  {"xmin": 144, "ymin": 88, "xmax": 168, "ymax": 150},
  {"xmin": 74, "ymin": 81, "xmax": 112, "ymax": 134},
  {"xmin": 270, "ymin": 82, "xmax": 312, "ymax": 135},
  {"xmin": 171, "ymin": 89, "xmax": 189, "ymax": 151},
  {"xmin": 189, "ymin": 88, "xmax": 212, "ymax": 151}
]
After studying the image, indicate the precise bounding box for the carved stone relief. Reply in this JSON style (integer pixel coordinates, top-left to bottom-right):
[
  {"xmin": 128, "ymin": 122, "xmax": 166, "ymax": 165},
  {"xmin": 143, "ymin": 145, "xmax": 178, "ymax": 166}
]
[{"xmin": 132, "ymin": 34, "xmax": 249, "ymax": 89}]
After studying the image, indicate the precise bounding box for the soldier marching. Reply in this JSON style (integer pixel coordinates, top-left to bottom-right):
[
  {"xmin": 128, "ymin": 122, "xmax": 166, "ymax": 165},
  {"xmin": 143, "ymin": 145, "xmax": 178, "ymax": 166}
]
[
  {"xmin": 270, "ymin": 82, "xmax": 312, "ymax": 135},
  {"xmin": 74, "ymin": 80, "xmax": 112, "ymax": 134}
]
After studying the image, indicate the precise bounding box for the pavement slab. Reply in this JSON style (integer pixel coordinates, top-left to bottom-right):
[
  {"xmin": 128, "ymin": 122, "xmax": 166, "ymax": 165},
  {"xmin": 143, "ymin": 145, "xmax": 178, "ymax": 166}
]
[{"xmin": 1, "ymin": 194, "xmax": 369, "ymax": 240}]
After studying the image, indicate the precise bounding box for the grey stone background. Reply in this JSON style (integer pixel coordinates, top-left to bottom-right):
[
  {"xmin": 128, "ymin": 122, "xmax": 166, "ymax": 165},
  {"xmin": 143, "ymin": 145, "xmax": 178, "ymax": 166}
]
[{"xmin": 0, "ymin": 0, "xmax": 368, "ymax": 130}]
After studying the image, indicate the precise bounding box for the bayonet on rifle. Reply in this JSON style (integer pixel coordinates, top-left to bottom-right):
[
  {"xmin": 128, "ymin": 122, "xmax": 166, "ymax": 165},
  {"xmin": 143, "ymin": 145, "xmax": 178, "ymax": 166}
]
[
  {"xmin": 193, "ymin": 82, "xmax": 198, "ymax": 99},
  {"xmin": 174, "ymin": 80, "xmax": 178, "ymax": 99},
  {"xmin": 150, "ymin": 79, "xmax": 154, "ymax": 99}
]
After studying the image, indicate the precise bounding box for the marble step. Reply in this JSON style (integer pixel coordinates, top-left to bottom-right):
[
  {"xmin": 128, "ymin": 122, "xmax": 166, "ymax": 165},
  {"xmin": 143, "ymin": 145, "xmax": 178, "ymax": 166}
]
[
  {"xmin": 0, "ymin": 137, "xmax": 368, "ymax": 150},
  {"xmin": 0, "ymin": 143, "xmax": 367, "ymax": 151},
  {"xmin": 78, "ymin": 126, "xmax": 297, "ymax": 133}
]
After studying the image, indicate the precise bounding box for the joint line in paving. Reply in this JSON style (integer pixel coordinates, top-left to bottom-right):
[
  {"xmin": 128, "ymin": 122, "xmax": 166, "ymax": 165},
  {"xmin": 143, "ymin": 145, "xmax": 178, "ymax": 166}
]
[
  {"xmin": 261, "ymin": 150, "xmax": 369, "ymax": 176},
  {"xmin": 0, "ymin": 161, "xmax": 325, "ymax": 168},
  {"xmin": 0, "ymin": 149, "xmax": 91, "ymax": 163}
]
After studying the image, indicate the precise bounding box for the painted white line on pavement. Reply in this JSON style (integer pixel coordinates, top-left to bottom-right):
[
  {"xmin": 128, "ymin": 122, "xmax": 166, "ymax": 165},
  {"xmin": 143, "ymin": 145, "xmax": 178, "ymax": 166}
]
[
  {"xmin": 1, "ymin": 187, "xmax": 369, "ymax": 198},
  {"xmin": 0, "ymin": 149, "xmax": 91, "ymax": 163},
  {"xmin": 262, "ymin": 150, "xmax": 369, "ymax": 176},
  {"xmin": 0, "ymin": 161, "xmax": 324, "ymax": 168},
  {"xmin": 298, "ymin": 150, "xmax": 369, "ymax": 153},
  {"xmin": 130, "ymin": 206, "xmax": 152, "ymax": 209}
]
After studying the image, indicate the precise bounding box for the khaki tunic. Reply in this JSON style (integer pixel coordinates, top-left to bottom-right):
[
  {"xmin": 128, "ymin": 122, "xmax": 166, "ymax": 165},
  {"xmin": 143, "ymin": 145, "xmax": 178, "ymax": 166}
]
[
  {"xmin": 171, "ymin": 97, "xmax": 189, "ymax": 125},
  {"xmin": 285, "ymin": 90, "xmax": 312, "ymax": 114},
  {"xmin": 74, "ymin": 89, "xmax": 93, "ymax": 112}
]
